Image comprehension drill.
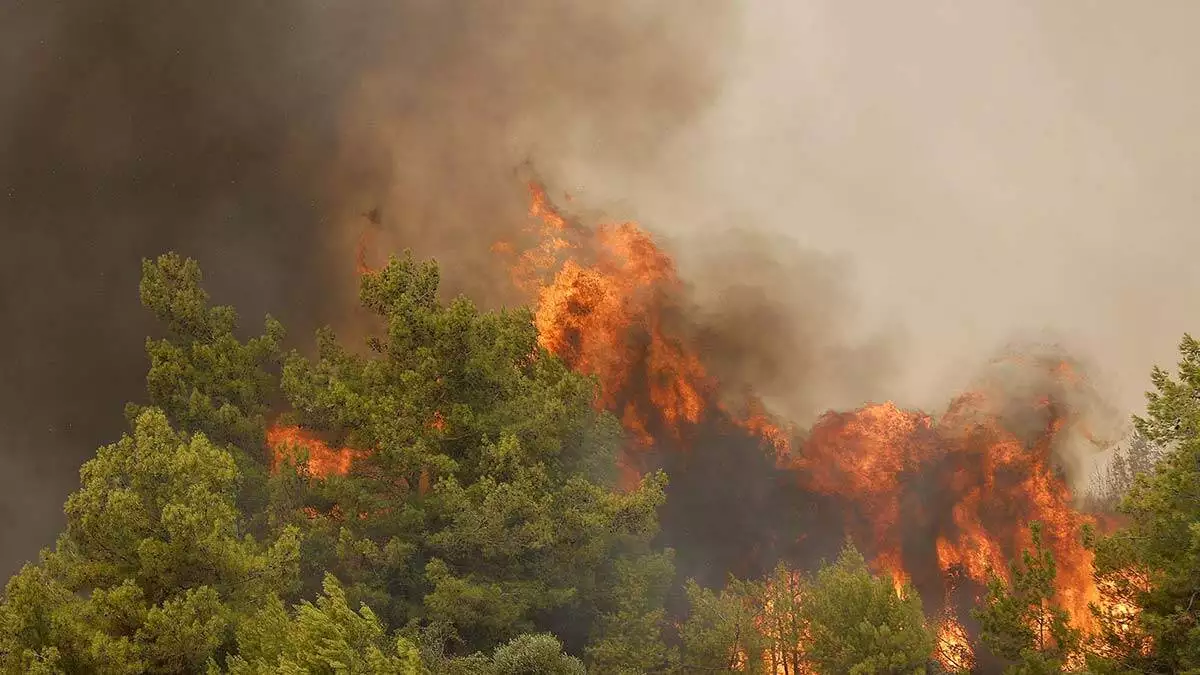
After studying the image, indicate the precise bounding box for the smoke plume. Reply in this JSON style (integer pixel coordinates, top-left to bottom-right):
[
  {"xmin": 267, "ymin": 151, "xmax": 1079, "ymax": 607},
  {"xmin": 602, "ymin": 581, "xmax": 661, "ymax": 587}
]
[
  {"xmin": 0, "ymin": 0, "xmax": 734, "ymax": 575},
  {"xmin": 569, "ymin": 2, "xmax": 1200, "ymax": 417}
]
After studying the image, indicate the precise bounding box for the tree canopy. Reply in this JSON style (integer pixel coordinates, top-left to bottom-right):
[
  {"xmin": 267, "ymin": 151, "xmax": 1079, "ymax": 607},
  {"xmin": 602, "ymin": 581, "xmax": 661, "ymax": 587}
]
[
  {"xmin": 5, "ymin": 252, "xmax": 1200, "ymax": 674},
  {"xmin": 0, "ymin": 408, "xmax": 299, "ymax": 673}
]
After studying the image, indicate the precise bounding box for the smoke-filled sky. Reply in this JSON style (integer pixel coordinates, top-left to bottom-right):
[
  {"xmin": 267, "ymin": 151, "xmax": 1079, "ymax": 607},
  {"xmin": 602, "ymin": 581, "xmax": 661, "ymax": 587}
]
[
  {"xmin": 2, "ymin": 2, "xmax": 1198, "ymax": 574},
  {"xmin": 566, "ymin": 2, "xmax": 1200, "ymax": 417}
]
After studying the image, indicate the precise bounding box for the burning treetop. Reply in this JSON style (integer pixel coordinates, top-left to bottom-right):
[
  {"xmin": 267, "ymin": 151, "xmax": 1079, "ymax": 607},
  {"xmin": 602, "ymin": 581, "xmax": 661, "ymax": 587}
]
[
  {"xmin": 0, "ymin": 230, "xmax": 1182, "ymax": 673},
  {"xmin": 494, "ymin": 182, "xmax": 1126, "ymax": 662}
]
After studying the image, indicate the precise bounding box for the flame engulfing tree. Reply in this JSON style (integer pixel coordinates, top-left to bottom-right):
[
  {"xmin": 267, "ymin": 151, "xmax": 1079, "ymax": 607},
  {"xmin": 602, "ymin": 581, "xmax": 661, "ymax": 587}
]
[
  {"xmin": 12, "ymin": 247, "xmax": 1200, "ymax": 673},
  {"xmin": 798, "ymin": 546, "xmax": 935, "ymax": 674},
  {"xmin": 274, "ymin": 253, "xmax": 674, "ymax": 667},
  {"xmin": 972, "ymin": 522, "xmax": 1081, "ymax": 674},
  {"xmin": 0, "ymin": 253, "xmax": 673, "ymax": 673},
  {"xmin": 1085, "ymin": 334, "xmax": 1200, "ymax": 673},
  {"xmin": 677, "ymin": 545, "xmax": 935, "ymax": 675}
]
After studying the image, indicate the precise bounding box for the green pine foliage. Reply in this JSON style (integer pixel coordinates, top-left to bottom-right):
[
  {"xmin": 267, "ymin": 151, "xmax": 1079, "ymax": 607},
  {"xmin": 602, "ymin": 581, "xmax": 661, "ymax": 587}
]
[
  {"xmin": 0, "ymin": 408, "xmax": 300, "ymax": 673},
  {"xmin": 972, "ymin": 523, "xmax": 1080, "ymax": 674},
  {"xmin": 10, "ymin": 252, "xmax": 1200, "ymax": 673},
  {"xmin": 675, "ymin": 547, "xmax": 934, "ymax": 675}
]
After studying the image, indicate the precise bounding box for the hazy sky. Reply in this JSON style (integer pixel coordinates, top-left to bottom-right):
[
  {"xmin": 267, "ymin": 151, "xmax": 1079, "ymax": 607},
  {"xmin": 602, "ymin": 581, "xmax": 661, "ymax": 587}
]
[{"xmin": 563, "ymin": 2, "xmax": 1200, "ymax": 416}]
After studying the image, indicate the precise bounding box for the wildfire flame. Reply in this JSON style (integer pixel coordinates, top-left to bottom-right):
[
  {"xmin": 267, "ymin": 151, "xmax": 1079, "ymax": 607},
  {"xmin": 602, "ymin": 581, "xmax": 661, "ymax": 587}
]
[
  {"xmin": 1091, "ymin": 566, "xmax": 1153, "ymax": 659},
  {"xmin": 498, "ymin": 182, "xmax": 791, "ymax": 482},
  {"xmin": 264, "ymin": 179, "xmax": 1144, "ymax": 669},
  {"xmin": 935, "ymin": 612, "xmax": 976, "ymax": 672},
  {"xmin": 266, "ymin": 425, "xmax": 359, "ymax": 478},
  {"xmin": 500, "ymin": 182, "xmax": 1139, "ymax": 662},
  {"xmin": 796, "ymin": 393, "xmax": 1101, "ymax": 631}
]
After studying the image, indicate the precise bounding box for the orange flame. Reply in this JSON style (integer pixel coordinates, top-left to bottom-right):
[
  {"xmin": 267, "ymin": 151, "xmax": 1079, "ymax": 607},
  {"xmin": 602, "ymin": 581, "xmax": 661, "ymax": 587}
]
[
  {"xmin": 756, "ymin": 570, "xmax": 813, "ymax": 675},
  {"xmin": 355, "ymin": 231, "xmax": 376, "ymax": 275},
  {"xmin": 796, "ymin": 393, "xmax": 1101, "ymax": 632},
  {"xmin": 267, "ymin": 425, "xmax": 359, "ymax": 478},
  {"xmin": 500, "ymin": 183, "xmax": 791, "ymax": 482},
  {"xmin": 935, "ymin": 613, "xmax": 975, "ymax": 672},
  {"xmin": 252, "ymin": 178, "xmax": 1153, "ymax": 671},
  {"xmin": 491, "ymin": 183, "xmax": 1140, "ymax": 659},
  {"xmin": 1092, "ymin": 566, "xmax": 1153, "ymax": 658},
  {"xmin": 499, "ymin": 185, "xmax": 1112, "ymax": 636},
  {"xmin": 269, "ymin": 181, "xmax": 1150, "ymax": 669},
  {"xmin": 355, "ymin": 208, "xmax": 383, "ymax": 275}
]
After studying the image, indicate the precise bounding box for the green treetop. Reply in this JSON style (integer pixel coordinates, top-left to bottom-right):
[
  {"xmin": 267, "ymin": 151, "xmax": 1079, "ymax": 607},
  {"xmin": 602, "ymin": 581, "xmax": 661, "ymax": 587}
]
[
  {"xmin": 973, "ymin": 523, "xmax": 1080, "ymax": 675},
  {"xmin": 267, "ymin": 253, "xmax": 671, "ymax": 661},
  {"xmin": 0, "ymin": 409, "xmax": 299, "ymax": 673},
  {"xmin": 799, "ymin": 546, "xmax": 935, "ymax": 675}
]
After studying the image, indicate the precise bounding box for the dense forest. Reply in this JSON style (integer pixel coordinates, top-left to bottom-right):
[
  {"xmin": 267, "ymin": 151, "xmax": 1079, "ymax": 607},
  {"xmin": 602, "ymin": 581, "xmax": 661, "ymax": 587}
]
[{"xmin": 0, "ymin": 251, "xmax": 1194, "ymax": 674}]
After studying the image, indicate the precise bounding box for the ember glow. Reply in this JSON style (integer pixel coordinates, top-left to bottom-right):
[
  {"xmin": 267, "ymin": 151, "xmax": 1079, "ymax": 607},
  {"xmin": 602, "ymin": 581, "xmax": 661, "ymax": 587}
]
[
  {"xmin": 500, "ymin": 182, "xmax": 1128, "ymax": 659},
  {"xmin": 1092, "ymin": 566, "xmax": 1153, "ymax": 658},
  {"xmin": 267, "ymin": 425, "xmax": 359, "ymax": 478},
  {"xmin": 935, "ymin": 613, "xmax": 975, "ymax": 672}
]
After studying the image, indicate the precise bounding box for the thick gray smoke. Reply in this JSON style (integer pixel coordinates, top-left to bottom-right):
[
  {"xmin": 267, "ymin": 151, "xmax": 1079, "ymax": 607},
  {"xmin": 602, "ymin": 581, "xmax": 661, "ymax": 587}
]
[
  {"xmin": 568, "ymin": 2, "xmax": 1200, "ymax": 419},
  {"xmin": 676, "ymin": 229, "xmax": 901, "ymax": 428},
  {"xmin": 0, "ymin": 1, "xmax": 734, "ymax": 575},
  {"xmin": 330, "ymin": 3, "xmax": 735, "ymax": 310}
]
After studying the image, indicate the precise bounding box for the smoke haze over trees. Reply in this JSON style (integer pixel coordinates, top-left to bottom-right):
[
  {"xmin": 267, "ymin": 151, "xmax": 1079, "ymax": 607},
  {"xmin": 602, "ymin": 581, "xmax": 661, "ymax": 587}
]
[
  {"xmin": 6, "ymin": 3, "xmax": 1200, "ymax": 673},
  {"xmin": 0, "ymin": 251, "xmax": 1193, "ymax": 673},
  {"xmin": 0, "ymin": 0, "xmax": 733, "ymax": 574},
  {"xmin": 8, "ymin": 4, "xmax": 1200, "ymax": 576}
]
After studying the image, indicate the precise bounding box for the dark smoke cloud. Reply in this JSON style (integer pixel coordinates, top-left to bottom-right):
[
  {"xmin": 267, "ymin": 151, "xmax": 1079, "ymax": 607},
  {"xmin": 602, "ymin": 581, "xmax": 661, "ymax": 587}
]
[
  {"xmin": 674, "ymin": 228, "xmax": 902, "ymax": 426},
  {"xmin": 335, "ymin": 2, "xmax": 735, "ymax": 309},
  {"xmin": 0, "ymin": 1, "xmax": 734, "ymax": 575}
]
